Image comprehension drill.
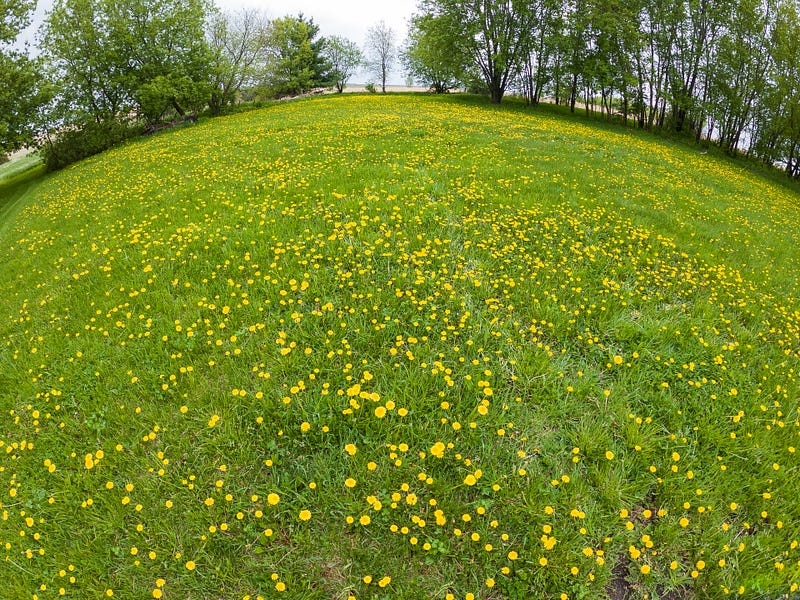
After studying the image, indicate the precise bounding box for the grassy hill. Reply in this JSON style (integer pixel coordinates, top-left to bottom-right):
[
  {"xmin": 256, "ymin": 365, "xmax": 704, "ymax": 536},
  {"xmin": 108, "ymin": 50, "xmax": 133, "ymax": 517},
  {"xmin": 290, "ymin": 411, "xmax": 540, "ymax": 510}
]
[{"xmin": 1, "ymin": 94, "xmax": 799, "ymax": 600}]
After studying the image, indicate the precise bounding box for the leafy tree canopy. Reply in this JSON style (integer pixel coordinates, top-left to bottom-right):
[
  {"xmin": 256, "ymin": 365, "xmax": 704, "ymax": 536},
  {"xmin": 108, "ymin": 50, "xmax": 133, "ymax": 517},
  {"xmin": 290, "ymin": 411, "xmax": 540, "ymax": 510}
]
[
  {"xmin": 324, "ymin": 35, "xmax": 362, "ymax": 93},
  {"xmin": 263, "ymin": 14, "xmax": 331, "ymax": 98},
  {"xmin": 0, "ymin": 0, "xmax": 49, "ymax": 154}
]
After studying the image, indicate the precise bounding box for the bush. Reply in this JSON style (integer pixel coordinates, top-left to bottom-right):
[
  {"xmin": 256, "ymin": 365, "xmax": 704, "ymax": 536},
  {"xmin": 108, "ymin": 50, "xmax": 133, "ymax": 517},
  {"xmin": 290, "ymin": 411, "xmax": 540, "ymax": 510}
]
[
  {"xmin": 41, "ymin": 120, "xmax": 141, "ymax": 171},
  {"xmin": 364, "ymin": 82, "xmax": 377, "ymax": 93}
]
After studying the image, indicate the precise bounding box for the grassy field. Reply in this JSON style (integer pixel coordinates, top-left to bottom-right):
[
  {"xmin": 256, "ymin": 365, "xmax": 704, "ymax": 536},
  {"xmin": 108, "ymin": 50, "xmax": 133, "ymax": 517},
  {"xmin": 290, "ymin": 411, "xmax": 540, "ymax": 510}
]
[{"xmin": 1, "ymin": 94, "xmax": 800, "ymax": 600}]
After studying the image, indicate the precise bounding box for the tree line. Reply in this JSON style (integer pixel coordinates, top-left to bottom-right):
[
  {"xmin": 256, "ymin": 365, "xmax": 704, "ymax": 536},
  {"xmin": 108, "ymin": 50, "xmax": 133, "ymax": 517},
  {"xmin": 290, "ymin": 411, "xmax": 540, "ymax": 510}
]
[
  {"xmin": 406, "ymin": 0, "xmax": 800, "ymax": 177},
  {"xmin": 0, "ymin": 0, "xmax": 398, "ymax": 168},
  {"xmin": 6, "ymin": 0, "xmax": 799, "ymax": 179}
]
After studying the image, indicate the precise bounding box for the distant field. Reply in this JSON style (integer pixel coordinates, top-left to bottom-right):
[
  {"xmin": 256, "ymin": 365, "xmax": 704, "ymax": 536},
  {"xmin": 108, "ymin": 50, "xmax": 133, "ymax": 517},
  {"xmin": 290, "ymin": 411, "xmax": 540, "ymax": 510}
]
[
  {"xmin": 1, "ymin": 94, "xmax": 799, "ymax": 599},
  {"xmin": 0, "ymin": 153, "xmax": 40, "ymax": 184}
]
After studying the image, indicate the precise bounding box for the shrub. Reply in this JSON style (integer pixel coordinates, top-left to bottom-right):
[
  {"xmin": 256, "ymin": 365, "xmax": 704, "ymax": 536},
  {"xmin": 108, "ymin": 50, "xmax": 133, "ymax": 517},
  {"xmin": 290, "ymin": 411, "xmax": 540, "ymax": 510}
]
[
  {"xmin": 41, "ymin": 120, "xmax": 141, "ymax": 171},
  {"xmin": 364, "ymin": 82, "xmax": 377, "ymax": 93}
]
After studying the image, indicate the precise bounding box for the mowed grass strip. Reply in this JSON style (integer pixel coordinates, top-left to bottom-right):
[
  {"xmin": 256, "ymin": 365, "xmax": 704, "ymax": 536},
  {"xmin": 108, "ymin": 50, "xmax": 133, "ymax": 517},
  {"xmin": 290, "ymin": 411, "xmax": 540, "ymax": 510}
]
[{"xmin": 1, "ymin": 94, "xmax": 799, "ymax": 599}]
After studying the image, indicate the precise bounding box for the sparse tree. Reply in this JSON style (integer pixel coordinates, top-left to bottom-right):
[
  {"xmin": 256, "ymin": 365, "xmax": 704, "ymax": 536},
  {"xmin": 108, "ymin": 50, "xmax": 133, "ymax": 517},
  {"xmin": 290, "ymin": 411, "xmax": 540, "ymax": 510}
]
[
  {"xmin": 365, "ymin": 21, "xmax": 396, "ymax": 93},
  {"xmin": 208, "ymin": 8, "xmax": 271, "ymax": 114},
  {"xmin": 324, "ymin": 35, "xmax": 362, "ymax": 93}
]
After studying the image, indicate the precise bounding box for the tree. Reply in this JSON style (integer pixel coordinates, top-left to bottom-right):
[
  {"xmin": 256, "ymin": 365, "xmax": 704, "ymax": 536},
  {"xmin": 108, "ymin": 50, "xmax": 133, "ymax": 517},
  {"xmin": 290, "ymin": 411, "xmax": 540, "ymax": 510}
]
[
  {"xmin": 263, "ymin": 14, "xmax": 330, "ymax": 98},
  {"xmin": 705, "ymin": 0, "xmax": 772, "ymax": 152},
  {"xmin": 417, "ymin": 0, "xmax": 535, "ymax": 103},
  {"xmin": 0, "ymin": 0, "xmax": 49, "ymax": 155},
  {"xmin": 208, "ymin": 8, "xmax": 271, "ymax": 114},
  {"xmin": 516, "ymin": 0, "xmax": 562, "ymax": 105},
  {"xmin": 42, "ymin": 0, "xmax": 213, "ymax": 125},
  {"xmin": 324, "ymin": 35, "xmax": 362, "ymax": 93},
  {"xmin": 402, "ymin": 13, "xmax": 463, "ymax": 93},
  {"xmin": 0, "ymin": 0, "xmax": 35, "ymax": 43},
  {"xmin": 105, "ymin": 0, "xmax": 213, "ymax": 120},
  {"xmin": 752, "ymin": 0, "xmax": 800, "ymax": 175},
  {"xmin": 365, "ymin": 21, "xmax": 396, "ymax": 93}
]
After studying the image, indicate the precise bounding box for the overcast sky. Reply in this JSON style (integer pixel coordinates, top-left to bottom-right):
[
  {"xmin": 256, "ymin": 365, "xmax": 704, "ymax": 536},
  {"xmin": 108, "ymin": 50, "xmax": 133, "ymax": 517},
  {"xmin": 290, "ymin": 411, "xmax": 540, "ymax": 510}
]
[{"xmin": 19, "ymin": 0, "xmax": 420, "ymax": 85}]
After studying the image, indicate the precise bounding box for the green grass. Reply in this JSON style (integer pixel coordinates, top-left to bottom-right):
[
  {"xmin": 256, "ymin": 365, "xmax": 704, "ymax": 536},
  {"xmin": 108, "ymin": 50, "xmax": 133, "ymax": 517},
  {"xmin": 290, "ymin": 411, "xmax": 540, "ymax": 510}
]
[
  {"xmin": 1, "ymin": 94, "xmax": 800, "ymax": 600},
  {"xmin": 0, "ymin": 153, "xmax": 46, "ymax": 238},
  {"xmin": 0, "ymin": 153, "xmax": 41, "ymax": 182}
]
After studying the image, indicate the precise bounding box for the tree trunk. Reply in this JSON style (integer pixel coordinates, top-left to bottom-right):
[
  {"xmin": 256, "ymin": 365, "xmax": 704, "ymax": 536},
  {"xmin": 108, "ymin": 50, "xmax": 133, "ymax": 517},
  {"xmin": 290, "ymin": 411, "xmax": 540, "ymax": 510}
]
[
  {"xmin": 171, "ymin": 98, "xmax": 186, "ymax": 118},
  {"xmin": 570, "ymin": 73, "xmax": 578, "ymax": 112},
  {"xmin": 490, "ymin": 85, "xmax": 503, "ymax": 104}
]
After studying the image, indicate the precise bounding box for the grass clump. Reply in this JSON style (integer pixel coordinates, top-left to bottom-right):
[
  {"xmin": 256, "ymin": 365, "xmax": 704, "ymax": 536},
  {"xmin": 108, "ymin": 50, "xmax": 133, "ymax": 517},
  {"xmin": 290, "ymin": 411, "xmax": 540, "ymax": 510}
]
[{"xmin": 1, "ymin": 94, "xmax": 800, "ymax": 599}]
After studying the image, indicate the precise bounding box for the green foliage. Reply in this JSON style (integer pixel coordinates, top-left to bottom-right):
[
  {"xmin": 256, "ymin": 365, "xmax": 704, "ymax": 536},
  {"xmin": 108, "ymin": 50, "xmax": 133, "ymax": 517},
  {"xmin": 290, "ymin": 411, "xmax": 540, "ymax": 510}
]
[
  {"xmin": 42, "ymin": 0, "xmax": 213, "ymax": 125},
  {"xmin": 0, "ymin": 0, "xmax": 49, "ymax": 154},
  {"xmin": 207, "ymin": 8, "xmax": 271, "ymax": 115},
  {"xmin": 418, "ymin": 0, "xmax": 534, "ymax": 103},
  {"xmin": 137, "ymin": 74, "xmax": 211, "ymax": 123},
  {"xmin": 263, "ymin": 14, "xmax": 330, "ymax": 98},
  {"xmin": 0, "ymin": 52, "xmax": 50, "ymax": 154},
  {"xmin": 402, "ymin": 14, "xmax": 463, "ymax": 93},
  {"xmin": 40, "ymin": 120, "xmax": 141, "ymax": 171},
  {"xmin": 324, "ymin": 35, "xmax": 363, "ymax": 93},
  {"xmin": 0, "ymin": 0, "xmax": 35, "ymax": 44}
]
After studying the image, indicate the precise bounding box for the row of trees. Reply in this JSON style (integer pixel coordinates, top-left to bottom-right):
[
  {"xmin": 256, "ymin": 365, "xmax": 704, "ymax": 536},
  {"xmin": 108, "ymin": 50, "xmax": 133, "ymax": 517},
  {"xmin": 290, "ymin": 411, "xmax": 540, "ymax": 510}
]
[
  {"xmin": 10, "ymin": 0, "xmax": 797, "ymax": 177},
  {"xmin": 0, "ymin": 0, "xmax": 399, "ymax": 164},
  {"xmin": 407, "ymin": 0, "xmax": 800, "ymax": 176}
]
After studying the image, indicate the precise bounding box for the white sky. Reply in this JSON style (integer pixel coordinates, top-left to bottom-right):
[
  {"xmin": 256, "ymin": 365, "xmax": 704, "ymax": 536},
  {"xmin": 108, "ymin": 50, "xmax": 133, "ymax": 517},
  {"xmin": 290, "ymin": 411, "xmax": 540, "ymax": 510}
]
[{"xmin": 19, "ymin": 0, "xmax": 420, "ymax": 85}]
